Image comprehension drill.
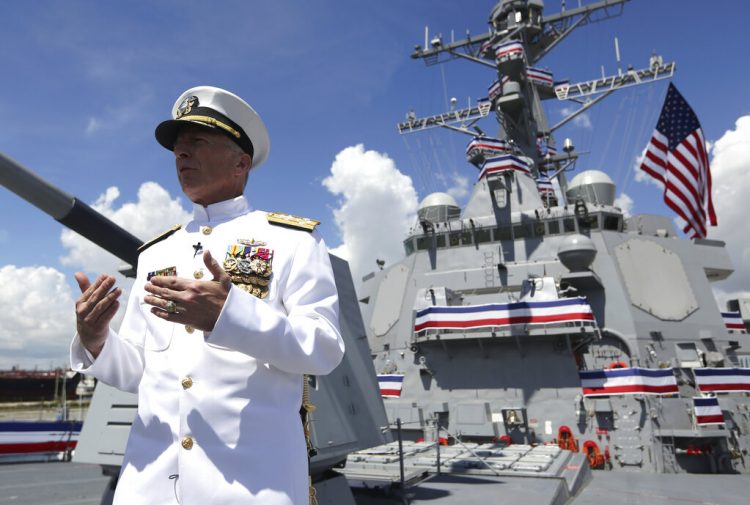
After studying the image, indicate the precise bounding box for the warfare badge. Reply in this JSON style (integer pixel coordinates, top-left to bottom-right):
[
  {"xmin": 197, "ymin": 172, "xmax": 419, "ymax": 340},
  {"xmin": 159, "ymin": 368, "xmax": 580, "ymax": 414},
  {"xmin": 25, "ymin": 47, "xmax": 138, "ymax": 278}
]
[{"xmin": 223, "ymin": 241, "xmax": 274, "ymax": 299}]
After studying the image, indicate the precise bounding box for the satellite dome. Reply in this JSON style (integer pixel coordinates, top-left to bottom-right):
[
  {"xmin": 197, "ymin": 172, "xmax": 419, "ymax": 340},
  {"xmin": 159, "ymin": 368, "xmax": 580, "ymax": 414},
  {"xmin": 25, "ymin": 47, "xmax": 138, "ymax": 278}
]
[
  {"xmin": 566, "ymin": 170, "xmax": 616, "ymax": 206},
  {"xmin": 418, "ymin": 192, "xmax": 461, "ymax": 222},
  {"xmin": 419, "ymin": 192, "xmax": 459, "ymax": 210},
  {"xmin": 558, "ymin": 234, "xmax": 597, "ymax": 272}
]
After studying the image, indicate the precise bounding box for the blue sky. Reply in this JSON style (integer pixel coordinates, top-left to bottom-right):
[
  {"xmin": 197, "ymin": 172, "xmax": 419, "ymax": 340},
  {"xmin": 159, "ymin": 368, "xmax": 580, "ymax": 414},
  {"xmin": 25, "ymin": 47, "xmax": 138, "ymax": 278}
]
[{"xmin": 1, "ymin": 0, "xmax": 749, "ymax": 369}]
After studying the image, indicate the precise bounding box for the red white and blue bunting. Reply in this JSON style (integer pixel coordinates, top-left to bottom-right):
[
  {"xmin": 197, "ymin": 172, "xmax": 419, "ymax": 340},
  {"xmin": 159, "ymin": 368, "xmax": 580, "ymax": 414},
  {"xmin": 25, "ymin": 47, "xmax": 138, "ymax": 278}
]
[
  {"xmin": 694, "ymin": 368, "xmax": 750, "ymax": 393},
  {"xmin": 721, "ymin": 311, "xmax": 746, "ymax": 333},
  {"xmin": 578, "ymin": 368, "xmax": 678, "ymax": 397},
  {"xmin": 693, "ymin": 397, "xmax": 725, "ymax": 426},
  {"xmin": 527, "ymin": 67, "xmax": 554, "ymax": 87},
  {"xmin": 494, "ymin": 39, "xmax": 525, "ymax": 62},
  {"xmin": 414, "ymin": 297, "xmax": 595, "ymax": 333},
  {"xmin": 478, "ymin": 154, "xmax": 532, "ymax": 179},
  {"xmin": 377, "ymin": 374, "xmax": 405, "ymax": 398}
]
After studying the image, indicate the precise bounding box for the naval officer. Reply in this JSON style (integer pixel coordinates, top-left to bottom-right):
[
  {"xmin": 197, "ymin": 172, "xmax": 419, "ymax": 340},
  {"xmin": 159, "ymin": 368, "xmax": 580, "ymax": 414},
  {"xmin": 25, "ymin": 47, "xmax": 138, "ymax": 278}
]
[{"xmin": 71, "ymin": 86, "xmax": 345, "ymax": 504}]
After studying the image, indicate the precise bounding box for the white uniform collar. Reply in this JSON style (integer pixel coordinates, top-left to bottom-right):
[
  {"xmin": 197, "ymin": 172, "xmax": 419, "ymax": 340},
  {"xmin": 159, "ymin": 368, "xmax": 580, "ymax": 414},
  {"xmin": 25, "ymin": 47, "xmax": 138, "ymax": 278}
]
[{"xmin": 192, "ymin": 195, "xmax": 251, "ymax": 223}]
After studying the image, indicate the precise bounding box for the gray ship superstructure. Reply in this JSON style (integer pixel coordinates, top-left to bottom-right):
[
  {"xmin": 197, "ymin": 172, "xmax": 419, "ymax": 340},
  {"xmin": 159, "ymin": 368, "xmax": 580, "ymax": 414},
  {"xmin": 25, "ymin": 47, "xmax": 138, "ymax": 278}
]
[
  {"xmin": 344, "ymin": 0, "xmax": 750, "ymax": 500},
  {"xmin": 2, "ymin": 1, "xmax": 750, "ymax": 504}
]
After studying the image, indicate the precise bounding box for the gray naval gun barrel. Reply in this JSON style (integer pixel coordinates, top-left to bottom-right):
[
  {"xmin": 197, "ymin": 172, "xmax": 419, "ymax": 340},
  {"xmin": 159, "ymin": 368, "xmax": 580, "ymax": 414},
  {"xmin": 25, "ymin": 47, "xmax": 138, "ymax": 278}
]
[{"xmin": 0, "ymin": 151, "xmax": 143, "ymax": 271}]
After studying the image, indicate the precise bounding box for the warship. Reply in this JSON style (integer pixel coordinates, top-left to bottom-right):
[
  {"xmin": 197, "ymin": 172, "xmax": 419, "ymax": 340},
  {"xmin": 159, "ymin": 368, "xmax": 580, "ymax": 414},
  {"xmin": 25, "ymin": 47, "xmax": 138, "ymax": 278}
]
[
  {"xmin": 342, "ymin": 0, "xmax": 750, "ymax": 503},
  {"xmin": 1, "ymin": 1, "xmax": 749, "ymax": 504}
]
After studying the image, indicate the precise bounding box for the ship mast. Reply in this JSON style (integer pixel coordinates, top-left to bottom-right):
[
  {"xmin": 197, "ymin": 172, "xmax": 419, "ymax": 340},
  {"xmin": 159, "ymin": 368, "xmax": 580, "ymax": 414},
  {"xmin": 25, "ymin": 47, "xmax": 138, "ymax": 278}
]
[{"xmin": 399, "ymin": 0, "xmax": 674, "ymax": 196}]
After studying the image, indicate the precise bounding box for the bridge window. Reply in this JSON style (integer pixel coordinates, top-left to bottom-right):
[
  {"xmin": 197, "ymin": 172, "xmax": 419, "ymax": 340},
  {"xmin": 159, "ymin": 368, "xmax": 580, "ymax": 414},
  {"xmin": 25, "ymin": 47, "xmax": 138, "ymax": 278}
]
[
  {"xmin": 416, "ymin": 236, "xmax": 432, "ymax": 251},
  {"xmin": 563, "ymin": 218, "xmax": 576, "ymax": 233},
  {"xmin": 404, "ymin": 238, "xmax": 415, "ymax": 256},
  {"xmin": 494, "ymin": 226, "xmax": 512, "ymax": 241},
  {"xmin": 603, "ymin": 215, "xmax": 621, "ymax": 231},
  {"xmin": 475, "ymin": 228, "xmax": 492, "ymax": 244},
  {"xmin": 513, "ymin": 223, "xmax": 533, "ymax": 239},
  {"xmin": 547, "ymin": 220, "xmax": 560, "ymax": 235}
]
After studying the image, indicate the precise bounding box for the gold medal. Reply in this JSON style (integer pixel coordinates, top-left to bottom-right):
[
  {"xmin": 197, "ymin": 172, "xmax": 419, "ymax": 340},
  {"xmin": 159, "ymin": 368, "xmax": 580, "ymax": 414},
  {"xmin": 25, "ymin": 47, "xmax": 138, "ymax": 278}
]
[{"xmin": 223, "ymin": 241, "xmax": 274, "ymax": 299}]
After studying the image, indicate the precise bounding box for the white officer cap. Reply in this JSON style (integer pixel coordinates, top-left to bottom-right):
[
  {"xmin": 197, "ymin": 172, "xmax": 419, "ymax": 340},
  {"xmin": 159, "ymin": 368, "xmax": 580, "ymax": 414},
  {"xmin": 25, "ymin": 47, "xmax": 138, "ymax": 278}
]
[{"xmin": 155, "ymin": 86, "xmax": 270, "ymax": 169}]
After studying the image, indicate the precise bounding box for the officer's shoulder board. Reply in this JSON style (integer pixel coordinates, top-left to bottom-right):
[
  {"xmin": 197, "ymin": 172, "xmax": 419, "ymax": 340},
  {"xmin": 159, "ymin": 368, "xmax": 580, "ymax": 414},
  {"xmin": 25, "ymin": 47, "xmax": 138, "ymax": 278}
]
[
  {"xmin": 137, "ymin": 224, "xmax": 182, "ymax": 252},
  {"xmin": 266, "ymin": 212, "xmax": 320, "ymax": 232}
]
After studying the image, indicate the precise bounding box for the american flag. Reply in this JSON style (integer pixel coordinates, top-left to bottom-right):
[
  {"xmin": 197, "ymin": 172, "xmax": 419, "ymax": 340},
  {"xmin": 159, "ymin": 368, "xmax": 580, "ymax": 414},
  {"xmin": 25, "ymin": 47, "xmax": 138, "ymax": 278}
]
[
  {"xmin": 478, "ymin": 154, "xmax": 531, "ymax": 179},
  {"xmin": 721, "ymin": 311, "xmax": 746, "ymax": 333},
  {"xmin": 693, "ymin": 397, "xmax": 725, "ymax": 426},
  {"xmin": 414, "ymin": 297, "xmax": 595, "ymax": 333},
  {"xmin": 377, "ymin": 374, "xmax": 404, "ymax": 398},
  {"xmin": 578, "ymin": 368, "xmax": 678, "ymax": 397},
  {"xmin": 640, "ymin": 83, "xmax": 716, "ymax": 239},
  {"xmin": 694, "ymin": 368, "xmax": 750, "ymax": 393}
]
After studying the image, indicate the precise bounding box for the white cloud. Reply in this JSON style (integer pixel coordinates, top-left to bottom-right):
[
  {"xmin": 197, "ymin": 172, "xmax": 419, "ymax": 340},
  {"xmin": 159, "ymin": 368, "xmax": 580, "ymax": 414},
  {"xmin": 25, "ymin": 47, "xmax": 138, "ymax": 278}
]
[
  {"xmin": 708, "ymin": 115, "xmax": 750, "ymax": 307},
  {"xmin": 0, "ymin": 265, "xmax": 76, "ymax": 369},
  {"xmin": 0, "ymin": 182, "xmax": 191, "ymax": 369},
  {"xmin": 446, "ymin": 173, "xmax": 470, "ymax": 200},
  {"xmin": 85, "ymin": 116, "xmax": 101, "ymax": 135},
  {"xmin": 560, "ymin": 106, "xmax": 592, "ymax": 129},
  {"xmin": 613, "ymin": 192, "xmax": 634, "ymax": 218},
  {"xmin": 60, "ymin": 181, "xmax": 191, "ymax": 275},
  {"xmin": 322, "ymin": 144, "xmax": 418, "ymax": 285}
]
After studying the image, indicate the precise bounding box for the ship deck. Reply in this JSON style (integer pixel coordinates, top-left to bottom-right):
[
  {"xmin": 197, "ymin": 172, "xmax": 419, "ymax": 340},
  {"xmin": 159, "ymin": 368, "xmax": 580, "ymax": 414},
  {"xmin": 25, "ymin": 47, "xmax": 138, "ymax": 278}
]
[
  {"xmin": 0, "ymin": 461, "xmax": 109, "ymax": 505},
  {"xmin": 0, "ymin": 461, "xmax": 746, "ymax": 504}
]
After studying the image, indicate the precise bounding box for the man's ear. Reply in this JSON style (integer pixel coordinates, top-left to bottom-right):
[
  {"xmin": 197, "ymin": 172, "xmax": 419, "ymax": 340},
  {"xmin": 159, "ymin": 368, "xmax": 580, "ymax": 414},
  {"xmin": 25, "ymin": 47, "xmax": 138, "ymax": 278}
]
[{"xmin": 236, "ymin": 152, "xmax": 252, "ymax": 174}]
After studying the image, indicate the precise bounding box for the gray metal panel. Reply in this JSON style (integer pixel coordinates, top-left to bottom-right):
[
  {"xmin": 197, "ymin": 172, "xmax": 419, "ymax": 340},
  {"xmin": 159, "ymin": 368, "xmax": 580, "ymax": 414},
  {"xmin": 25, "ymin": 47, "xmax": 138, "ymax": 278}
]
[
  {"xmin": 614, "ymin": 239, "xmax": 697, "ymax": 320},
  {"xmin": 73, "ymin": 383, "xmax": 136, "ymax": 466},
  {"xmin": 370, "ymin": 264, "xmax": 410, "ymax": 336}
]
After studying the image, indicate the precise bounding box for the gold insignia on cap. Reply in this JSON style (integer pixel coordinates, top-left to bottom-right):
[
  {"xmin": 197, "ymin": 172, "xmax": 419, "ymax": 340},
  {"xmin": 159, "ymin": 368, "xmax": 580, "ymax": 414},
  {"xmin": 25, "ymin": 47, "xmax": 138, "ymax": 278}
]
[
  {"xmin": 177, "ymin": 115, "xmax": 241, "ymax": 139},
  {"xmin": 266, "ymin": 212, "xmax": 320, "ymax": 232},
  {"xmin": 138, "ymin": 225, "xmax": 182, "ymax": 253},
  {"xmin": 176, "ymin": 96, "xmax": 198, "ymax": 119}
]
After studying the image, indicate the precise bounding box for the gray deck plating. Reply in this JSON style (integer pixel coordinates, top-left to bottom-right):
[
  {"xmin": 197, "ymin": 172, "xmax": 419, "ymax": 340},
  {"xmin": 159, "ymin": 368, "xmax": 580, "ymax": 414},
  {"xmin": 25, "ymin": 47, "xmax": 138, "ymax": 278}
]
[{"xmin": 0, "ymin": 462, "xmax": 110, "ymax": 505}]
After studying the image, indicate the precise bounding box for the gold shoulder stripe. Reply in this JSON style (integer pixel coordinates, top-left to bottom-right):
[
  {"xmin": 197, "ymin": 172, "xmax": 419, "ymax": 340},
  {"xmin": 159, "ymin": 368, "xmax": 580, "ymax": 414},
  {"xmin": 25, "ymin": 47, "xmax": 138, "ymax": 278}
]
[
  {"xmin": 267, "ymin": 212, "xmax": 320, "ymax": 232},
  {"xmin": 137, "ymin": 224, "xmax": 182, "ymax": 252}
]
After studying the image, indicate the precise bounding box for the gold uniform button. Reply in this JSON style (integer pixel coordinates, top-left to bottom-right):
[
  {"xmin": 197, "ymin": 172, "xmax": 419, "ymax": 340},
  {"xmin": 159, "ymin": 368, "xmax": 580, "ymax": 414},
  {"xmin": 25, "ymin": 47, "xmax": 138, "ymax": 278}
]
[
  {"xmin": 201, "ymin": 226, "xmax": 213, "ymax": 235},
  {"xmin": 193, "ymin": 270, "xmax": 204, "ymax": 279},
  {"xmin": 185, "ymin": 325, "xmax": 195, "ymax": 334},
  {"xmin": 181, "ymin": 377, "xmax": 193, "ymax": 389},
  {"xmin": 181, "ymin": 436, "xmax": 194, "ymax": 450}
]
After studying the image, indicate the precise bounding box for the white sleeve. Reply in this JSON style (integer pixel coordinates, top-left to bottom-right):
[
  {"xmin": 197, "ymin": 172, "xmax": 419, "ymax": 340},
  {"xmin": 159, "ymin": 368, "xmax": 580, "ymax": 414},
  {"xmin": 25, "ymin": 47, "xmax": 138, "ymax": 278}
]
[
  {"xmin": 69, "ymin": 284, "xmax": 147, "ymax": 394},
  {"xmin": 206, "ymin": 232, "xmax": 345, "ymax": 375},
  {"xmin": 69, "ymin": 328, "xmax": 144, "ymax": 394}
]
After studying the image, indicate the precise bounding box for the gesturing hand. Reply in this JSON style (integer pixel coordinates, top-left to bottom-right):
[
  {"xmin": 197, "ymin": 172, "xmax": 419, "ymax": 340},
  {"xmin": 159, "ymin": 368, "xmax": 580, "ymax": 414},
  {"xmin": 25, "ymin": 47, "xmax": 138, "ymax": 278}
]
[
  {"xmin": 143, "ymin": 250, "xmax": 233, "ymax": 331},
  {"xmin": 75, "ymin": 273, "xmax": 123, "ymax": 358}
]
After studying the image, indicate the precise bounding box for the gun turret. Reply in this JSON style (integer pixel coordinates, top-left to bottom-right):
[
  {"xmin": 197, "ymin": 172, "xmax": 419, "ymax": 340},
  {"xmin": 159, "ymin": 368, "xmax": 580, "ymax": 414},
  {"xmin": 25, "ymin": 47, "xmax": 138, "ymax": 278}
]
[{"xmin": 0, "ymin": 152, "xmax": 143, "ymax": 274}]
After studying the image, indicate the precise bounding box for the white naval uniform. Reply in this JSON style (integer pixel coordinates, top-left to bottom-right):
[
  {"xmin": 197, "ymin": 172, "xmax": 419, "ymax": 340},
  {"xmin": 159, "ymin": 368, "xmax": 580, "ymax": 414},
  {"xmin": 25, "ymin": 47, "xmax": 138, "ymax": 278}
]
[{"xmin": 70, "ymin": 195, "xmax": 345, "ymax": 505}]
